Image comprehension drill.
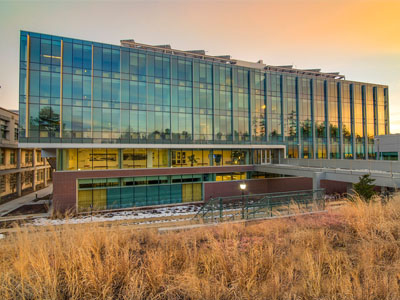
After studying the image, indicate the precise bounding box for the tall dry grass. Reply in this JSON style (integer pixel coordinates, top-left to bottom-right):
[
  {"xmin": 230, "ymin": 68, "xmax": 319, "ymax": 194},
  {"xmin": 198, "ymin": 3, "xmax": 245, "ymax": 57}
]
[{"xmin": 1, "ymin": 196, "xmax": 400, "ymax": 300}]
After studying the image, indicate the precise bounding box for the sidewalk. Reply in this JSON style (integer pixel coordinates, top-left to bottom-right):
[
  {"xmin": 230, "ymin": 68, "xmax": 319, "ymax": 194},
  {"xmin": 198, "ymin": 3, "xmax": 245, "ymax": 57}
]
[{"xmin": 0, "ymin": 184, "xmax": 53, "ymax": 217}]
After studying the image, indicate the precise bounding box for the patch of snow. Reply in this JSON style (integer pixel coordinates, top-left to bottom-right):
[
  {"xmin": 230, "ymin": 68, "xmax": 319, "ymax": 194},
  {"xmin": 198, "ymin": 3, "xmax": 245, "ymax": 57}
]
[{"xmin": 29, "ymin": 205, "xmax": 201, "ymax": 226}]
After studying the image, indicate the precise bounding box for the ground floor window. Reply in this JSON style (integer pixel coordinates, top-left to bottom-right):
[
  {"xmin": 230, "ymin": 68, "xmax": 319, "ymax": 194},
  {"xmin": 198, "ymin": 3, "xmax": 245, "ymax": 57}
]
[
  {"xmin": 380, "ymin": 152, "xmax": 398, "ymax": 161},
  {"xmin": 56, "ymin": 148, "xmax": 273, "ymax": 171},
  {"xmin": 77, "ymin": 172, "xmax": 248, "ymax": 212}
]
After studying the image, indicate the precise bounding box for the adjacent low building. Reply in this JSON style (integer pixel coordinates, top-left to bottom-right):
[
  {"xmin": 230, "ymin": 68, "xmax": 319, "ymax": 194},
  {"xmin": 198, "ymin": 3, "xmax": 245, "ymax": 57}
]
[
  {"xmin": 0, "ymin": 107, "xmax": 52, "ymax": 202},
  {"xmin": 374, "ymin": 134, "xmax": 400, "ymax": 160},
  {"xmin": 18, "ymin": 31, "xmax": 390, "ymax": 212}
]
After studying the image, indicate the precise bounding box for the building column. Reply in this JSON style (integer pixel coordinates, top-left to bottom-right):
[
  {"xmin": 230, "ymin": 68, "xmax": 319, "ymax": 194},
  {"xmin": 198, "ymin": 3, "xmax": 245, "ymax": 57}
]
[
  {"xmin": 44, "ymin": 167, "xmax": 48, "ymax": 187},
  {"xmin": 17, "ymin": 148, "xmax": 22, "ymax": 197},
  {"xmin": 147, "ymin": 150, "xmax": 153, "ymax": 168},
  {"xmin": 32, "ymin": 149, "xmax": 37, "ymax": 191},
  {"xmin": 325, "ymin": 81, "xmax": 331, "ymax": 159},
  {"xmin": 346, "ymin": 182, "xmax": 354, "ymax": 196},
  {"xmin": 313, "ymin": 172, "xmax": 325, "ymax": 199},
  {"xmin": 338, "ymin": 82, "xmax": 344, "ymax": 159},
  {"xmin": 312, "ymin": 172, "xmax": 324, "ymax": 190},
  {"xmin": 350, "ymin": 84, "xmax": 356, "ymax": 160}
]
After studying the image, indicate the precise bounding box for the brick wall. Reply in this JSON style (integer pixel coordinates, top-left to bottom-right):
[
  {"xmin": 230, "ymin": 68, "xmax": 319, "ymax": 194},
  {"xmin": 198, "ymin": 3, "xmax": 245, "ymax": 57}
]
[{"xmin": 203, "ymin": 177, "xmax": 313, "ymax": 200}]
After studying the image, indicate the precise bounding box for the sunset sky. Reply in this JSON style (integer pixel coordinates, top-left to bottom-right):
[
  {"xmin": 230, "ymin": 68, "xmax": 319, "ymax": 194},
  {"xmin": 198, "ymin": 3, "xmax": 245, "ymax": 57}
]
[{"xmin": 0, "ymin": 0, "xmax": 399, "ymax": 131}]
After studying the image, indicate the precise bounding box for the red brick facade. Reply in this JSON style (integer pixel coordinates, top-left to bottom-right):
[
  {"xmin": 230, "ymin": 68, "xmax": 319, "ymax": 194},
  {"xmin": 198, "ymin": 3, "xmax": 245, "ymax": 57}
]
[{"xmin": 203, "ymin": 177, "xmax": 312, "ymax": 200}]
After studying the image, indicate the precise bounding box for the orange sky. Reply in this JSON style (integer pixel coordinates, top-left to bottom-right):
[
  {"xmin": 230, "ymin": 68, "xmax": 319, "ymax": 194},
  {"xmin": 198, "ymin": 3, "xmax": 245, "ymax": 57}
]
[{"xmin": 0, "ymin": 0, "xmax": 399, "ymax": 131}]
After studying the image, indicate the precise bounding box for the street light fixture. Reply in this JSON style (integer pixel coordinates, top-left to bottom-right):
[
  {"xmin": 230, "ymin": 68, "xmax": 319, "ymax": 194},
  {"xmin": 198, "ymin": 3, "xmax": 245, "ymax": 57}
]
[{"xmin": 240, "ymin": 182, "xmax": 247, "ymax": 219}]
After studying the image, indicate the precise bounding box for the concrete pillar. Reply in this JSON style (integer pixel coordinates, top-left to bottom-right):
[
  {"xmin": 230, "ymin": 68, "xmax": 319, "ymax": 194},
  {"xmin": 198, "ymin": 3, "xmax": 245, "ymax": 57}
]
[
  {"xmin": 32, "ymin": 149, "xmax": 36, "ymax": 167},
  {"xmin": 32, "ymin": 170, "xmax": 36, "ymax": 192},
  {"xmin": 346, "ymin": 183, "xmax": 353, "ymax": 196},
  {"xmin": 313, "ymin": 172, "xmax": 325, "ymax": 199},
  {"xmin": 44, "ymin": 167, "xmax": 48, "ymax": 187}
]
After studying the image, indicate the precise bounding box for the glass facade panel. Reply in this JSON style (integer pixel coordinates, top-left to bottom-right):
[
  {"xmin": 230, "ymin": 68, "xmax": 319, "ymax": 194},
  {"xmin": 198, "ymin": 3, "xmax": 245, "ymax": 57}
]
[
  {"xmin": 20, "ymin": 31, "xmax": 388, "ymax": 163},
  {"xmin": 77, "ymin": 173, "xmax": 248, "ymax": 211}
]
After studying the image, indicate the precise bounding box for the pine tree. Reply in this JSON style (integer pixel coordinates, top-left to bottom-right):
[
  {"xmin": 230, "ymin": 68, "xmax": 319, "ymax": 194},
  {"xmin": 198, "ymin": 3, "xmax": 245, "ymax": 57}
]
[{"xmin": 353, "ymin": 174, "xmax": 376, "ymax": 202}]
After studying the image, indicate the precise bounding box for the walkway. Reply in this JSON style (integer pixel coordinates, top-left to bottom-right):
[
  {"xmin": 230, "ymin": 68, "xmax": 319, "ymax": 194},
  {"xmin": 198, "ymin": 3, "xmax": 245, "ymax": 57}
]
[
  {"xmin": 0, "ymin": 184, "xmax": 53, "ymax": 217},
  {"xmin": 255, "ymin": 158, "xmax": 400, "ymax": 189}
]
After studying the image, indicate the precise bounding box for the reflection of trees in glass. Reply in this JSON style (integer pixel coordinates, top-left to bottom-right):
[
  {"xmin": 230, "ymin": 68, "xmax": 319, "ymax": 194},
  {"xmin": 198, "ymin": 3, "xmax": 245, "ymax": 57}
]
[
  {"xmin": 287, "ymin": 110, "xmax": 297, "ymax": 138},
  {"xmin": 342, "ymin": 124, "xmax": 351, "ymax": 138},
  {"xmin": 252, "ymin": 114, "xmax": 266, "ymax": 138},
  {"xmin": 330, "ymin": 123, "xmax": 339, "ymax": 138},
  {"xmin": 181, "ymin": 131, "xmax": 191, "ymax": 140},
  {"xmin": 233, "ymin": 130, "xmax": 249, "ymax": 141},
  {"xmin": 316, "ymin": 122, "xmax": 326, "ymax": 138},
  {"xmin": 37, "ymin": 106, "xmax": 59, "ymax": 137},
  {"xmin": 301, "ymin": 119, "xmax": 312, "ymax": 139},
  {"xmin": 216, "ymin": 132, "xmax": 223, "ymax": 140},
  {"xmin": 270, "ymin": 129, "xmax": 279, "ymax": 138},
  {"xmin": 161, "ymin": 129, "xmax": 170, "ymax": 140}
]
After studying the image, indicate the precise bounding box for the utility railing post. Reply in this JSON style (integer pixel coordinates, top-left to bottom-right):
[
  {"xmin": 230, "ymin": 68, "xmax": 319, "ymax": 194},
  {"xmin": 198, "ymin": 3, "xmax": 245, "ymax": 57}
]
[
  {"xmin": 219, "ymin": 198, "xmax": 223, "ymax": 221},
  {"xmin": 246, "ymin": 195, "xmax": 249, "ymax": 219},
  {"xmin": 211, "ymin": 203, "xmax": 214, "ymax": 223}
]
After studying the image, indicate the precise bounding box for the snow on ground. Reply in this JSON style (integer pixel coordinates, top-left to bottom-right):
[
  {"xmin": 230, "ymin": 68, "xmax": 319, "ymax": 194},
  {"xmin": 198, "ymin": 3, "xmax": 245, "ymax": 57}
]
[{"xmin": 30, "ymin": 205, "xmax": 201, "ymax": 226}]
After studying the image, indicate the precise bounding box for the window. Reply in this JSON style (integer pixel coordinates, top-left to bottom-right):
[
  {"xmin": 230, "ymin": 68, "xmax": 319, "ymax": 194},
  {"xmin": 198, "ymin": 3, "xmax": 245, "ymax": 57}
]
[
  {"xmin": 23, "ymin": 172, "xmax": 32, "ymax": 184},
  {"xmin": 25, "ymin": 151, "xmax": 33, "ymax": 164},
  {"xmin": 36, "ymin": 151, "xmax": 42, "ymax": 163},
  {"xmin": 10, "ymin": 151, "xmax": 15, "ymax": 165},
  {"xmin": 0, "ymin": 120, "xmax": 8, "ymax": 140},
  {"xmin": 0, "ymin": 175, "xmax": 5, "ymax": 192},
  {"xmin": 14, "ymin": 126, "xmax": 19, "ymax": 141},
  {"xmin": 0, "ymin": 149, "xmax": 4, "ymax": 165}
]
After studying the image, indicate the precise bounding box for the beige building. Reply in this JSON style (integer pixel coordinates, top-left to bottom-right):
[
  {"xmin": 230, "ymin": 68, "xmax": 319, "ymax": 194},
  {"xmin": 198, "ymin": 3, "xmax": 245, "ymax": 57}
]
[{"xmin": 0, "ymin": 107, "xmax": 52, "ymax": 201}]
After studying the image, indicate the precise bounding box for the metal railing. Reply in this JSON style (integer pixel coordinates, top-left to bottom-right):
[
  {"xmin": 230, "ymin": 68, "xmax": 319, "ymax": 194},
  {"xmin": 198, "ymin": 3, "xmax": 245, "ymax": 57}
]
[{"xmin": 194, "ymin": 189, "xmax": 325, "ymax": 223}]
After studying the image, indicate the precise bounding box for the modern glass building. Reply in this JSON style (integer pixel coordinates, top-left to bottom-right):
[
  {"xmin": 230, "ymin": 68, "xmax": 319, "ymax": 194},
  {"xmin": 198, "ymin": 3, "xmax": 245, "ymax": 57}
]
[{"xmin": 18, "ymin": 31, "xmax": 390, "ymax": 212}]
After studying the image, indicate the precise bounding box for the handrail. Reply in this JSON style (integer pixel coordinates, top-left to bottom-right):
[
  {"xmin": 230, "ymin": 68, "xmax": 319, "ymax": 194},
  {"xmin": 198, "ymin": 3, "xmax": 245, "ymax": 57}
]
[{"xmin": 194, "ymin": 189, "xmax": 325, "ymax": 222}]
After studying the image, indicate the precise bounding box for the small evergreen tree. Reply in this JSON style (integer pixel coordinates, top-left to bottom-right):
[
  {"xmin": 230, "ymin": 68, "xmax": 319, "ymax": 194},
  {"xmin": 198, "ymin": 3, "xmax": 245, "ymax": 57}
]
[{"xmin": 353, "ymin": 174, "xmax": 376, "ymax": 202}]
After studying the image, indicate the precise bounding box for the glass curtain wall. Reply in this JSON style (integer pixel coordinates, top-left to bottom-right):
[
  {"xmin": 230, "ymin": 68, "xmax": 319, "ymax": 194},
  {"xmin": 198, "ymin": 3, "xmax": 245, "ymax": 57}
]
[
  {"xmin": 268, "ymin": 74, "xmax": 282, "ymax": 142},
  {"xmin": 20, "ymin": 31, "xmax": 389, "ymax": 159},
  {"xmin": 366, "ymin": 86, "xmax": 375, "ymax": 159},
  {"xmin": 214, "ymin": 66, "xmax": 232, "ymax": 142},
  {"xmin": 384, "ymin": 88, "xmax": 389, "ymax": 134},
  {"xmin": 20, "ymin": 34, "xmax": 62, "ymax": 141},
  {"xmin": 233, "ymin": 68, "xmax": 250, "ymax": 142},
  {"xmin": 354, "ymin": 84, "xmax": 365, "ymax": 159},
  {"xmin": 341, "ymin": 83, "xmax": 353, "ymax": 158},
  {"xmin": 328, "ymin": 82, "xmax": 340, "ymax": 159},
  {"xmin": 299, "ymin": 78, "xmax": 313, "ymax": 158},
  {"xmin": 314, "ymin": 80, "xmax": 327, "ymax": 158},
  {"xmin": 284, "ymin": 76, "xmax": 298, "ymax": 158},
  {"xmin": 77, "ymin": 172, "xmax": 247, "ymax": 211},
  {"xmin": 251, "ymin": 71, "xmax": 266, "ymax": 142},
  {"xmin": 193, "ymin": 61, "xmax": 212, "ymax": 142},
  {"xmin": 376, "ymin": 87, "xmax": 385, "ymax": 136},
  {"xmin": 57, "ymin": 148, "xmax": 252, "ymax": 170},
  {"xmin": 77, "ymin": 175, "xmax": 204, "ymax": 211}
]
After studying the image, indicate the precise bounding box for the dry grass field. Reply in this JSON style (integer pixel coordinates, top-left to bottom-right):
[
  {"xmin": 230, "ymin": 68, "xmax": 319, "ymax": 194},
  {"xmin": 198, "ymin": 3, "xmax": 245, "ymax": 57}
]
[{"xmin": 1, "ymin": 196, "xmax": 400, "ymax": 300}]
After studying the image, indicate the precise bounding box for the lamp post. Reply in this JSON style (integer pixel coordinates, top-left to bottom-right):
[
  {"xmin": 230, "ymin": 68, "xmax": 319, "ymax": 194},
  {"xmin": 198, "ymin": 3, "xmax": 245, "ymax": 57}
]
[
  {"xmin": 376, "ymin": 137, "xmax": 380, "ymax": 160},
  {"xmin": 240, "ymin": 182, "xmax": 247, "ymax": 219}
]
